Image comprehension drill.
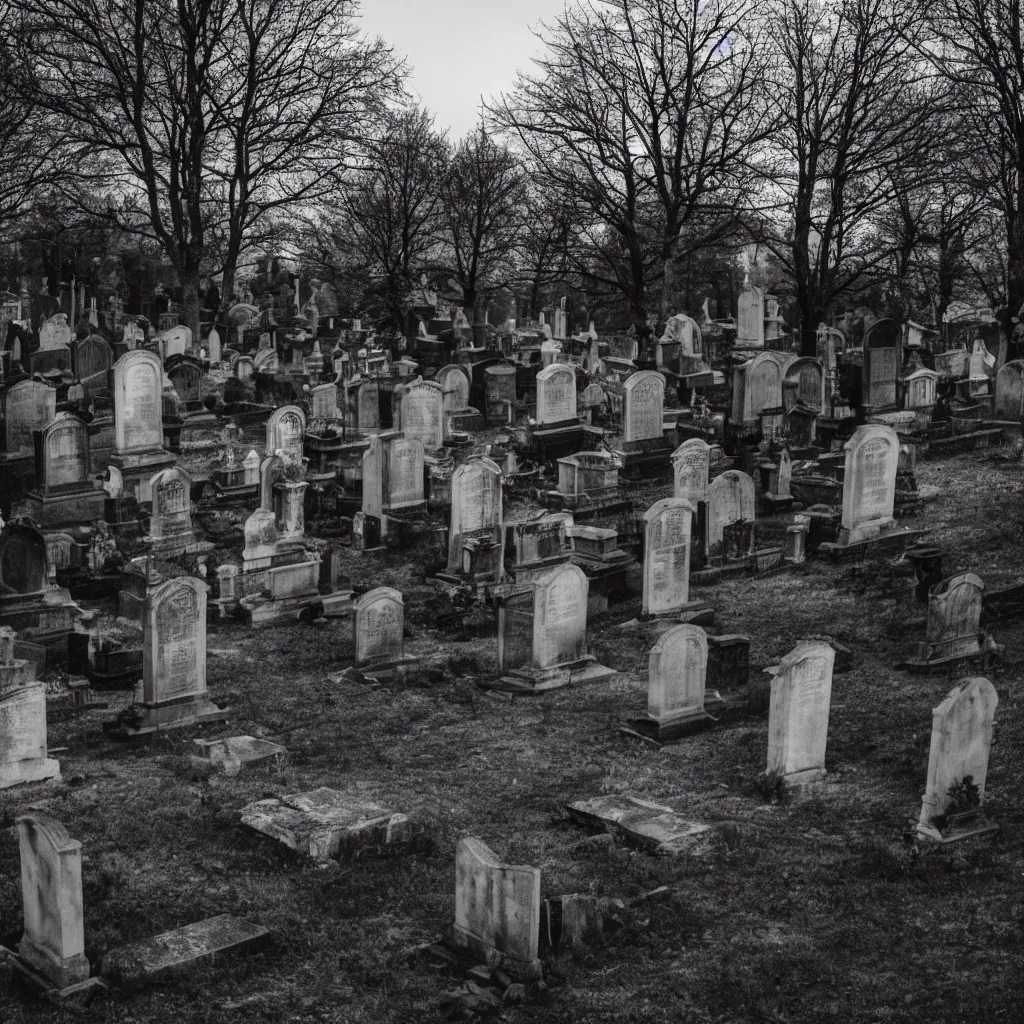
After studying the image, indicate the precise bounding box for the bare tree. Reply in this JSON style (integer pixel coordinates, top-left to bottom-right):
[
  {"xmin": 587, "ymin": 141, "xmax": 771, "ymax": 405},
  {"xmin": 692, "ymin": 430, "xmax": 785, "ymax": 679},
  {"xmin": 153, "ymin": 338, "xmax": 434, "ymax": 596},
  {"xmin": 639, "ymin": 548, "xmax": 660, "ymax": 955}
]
[
  {"xmin": 760, "ymin": 0, "xmax": 939, "ymax": 354},
  {"xmin": 911, "ymin": 0, "xmax": 1024, "ymax": 338},
  {"xmin": 437, "ymin": 128, "xmax": 525, "ymax": 319},
  {"xmin": 210, "ymin": 0, "xmax": 403, "ymax": 314},
  {"xmin": 491, "ymin": 0, "xmax": 774, "ymax": 350}
]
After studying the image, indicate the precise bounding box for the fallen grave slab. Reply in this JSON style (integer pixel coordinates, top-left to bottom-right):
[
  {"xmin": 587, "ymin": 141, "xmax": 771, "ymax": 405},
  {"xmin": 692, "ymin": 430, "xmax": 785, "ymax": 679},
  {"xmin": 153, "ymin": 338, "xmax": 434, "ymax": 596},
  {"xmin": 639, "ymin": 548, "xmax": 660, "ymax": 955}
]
[
  {"xmin": 566, "ymin": 795, "xmax": 714, "ymax": 855},
  {"xmin": 241, "ymin": 787, "xmax": 410, "ymax": 862},
  {"xmin": 102, "ymin": 914, "xmax": 270, "ymax": 986},
  {"xmin": 192, "ymin": 735, "xmax": 285, "ymax": 772}
]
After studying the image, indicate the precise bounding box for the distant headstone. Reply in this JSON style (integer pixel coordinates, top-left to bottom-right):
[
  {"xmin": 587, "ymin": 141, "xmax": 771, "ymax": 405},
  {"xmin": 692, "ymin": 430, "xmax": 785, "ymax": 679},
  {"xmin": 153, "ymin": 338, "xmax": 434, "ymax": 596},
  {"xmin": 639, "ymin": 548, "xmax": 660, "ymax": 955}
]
[
  {"xmin": 107, "ymin": 577, "xmax": 224, "ymax": 736},
  {"xmin": 206, "ymin": 326, "xmax": 222, "ymax": 363},
  {"xmin": 38, "ymin": 313, "xmax": 71, "ymax": 352},
  {"xmin": 767, "ymin": 641, "xmax": 835, "ymax": 788},
  {"xmin": 622, "ymin": 370, "xmax": 665, "ymax": 444},
  {"xmin": 446, "ymin": 456, "xmax": 504, "ymax": 579},
  {"xmin": 450, "ymin": 837, "xmax": 542, "ymax": 980},
  {"xmin": 641, "ymin": 498, "xmax": 696, "ymax": 617},
  {"xmin": 353, "ymin": 587, "xmax": 412, "ymax": 672},
  {"xmin": 862, "ymin": 318, "xmax": 901, "ymax": 409},
  {"xmin": 397, "ymin": 379, "xmax": 444, "ymax": 448},
  {"xmin": 484, "ymin": 364, "xmax": 517, "ymax": 424},
  {"xmin": 535, "ymin": 363, "xmax": 577, "ymax": 424},
  {"xmin": 784, "ymin": 357, "xmax": 824, "ymax": 412},
  {"xmin": 671, "ymin": 438, "xmax": 711, "ymax": 506},
  {"xmin": 644, "ymin": 624, "xmax": 711, "ymax": 734},
  {"xmin": 148, "ymin": 465, "xmax": 195, "ymax": 555},
  {"xmin": 497, "ymin": 563, "xmax": 614, "ymax": 690},
  {"xmin": 361, "ymin": 431, "xmax": 425, "ymax": 523},
  {"xmin": 706, "ymin": 470, "xmax": 755, "ymax": 560},
  {"xmin": 265, "ymin": 405, "xmax": 306, "ymax": 461},
  {"xmin": 71, "ymin": 335, "xmax": 112, "ymax": 382},
  {"xmin": 437, "ymin": 364, "xmax": 470, "ymax": 418},
  {"xmin": 25, "ymin": 411, "xmax": 105, "ymax": 529},
  {"xmin": 994, "ymin": 359, "xmax": 1024, "ymax": 420},
  {"xmin": 736, "ymin": 287, "xmax": 764, "ymax": 347},
  {"xmin": 917, "ymin": 677, "xmax": 998, "ymax": 841},
  {"xmin": 904, "ymin": 368, "xmax": 939, "ymax": 410},
  {"xmin": 243, "ymin": 507, "xmax": 278, "ymax": 569},
  {"xmin": 17, "ymin": 813, "xmax": 91, "ymax": 989},
  {"xmin": 309, "ymin": 382, "xmax": 337, "ymax": 419},
  {"xmin": 838, "ymin": 424, "xmax": 899, "ymax": 545},
  {"xmin": 733, "ymin": 351, "xmax": 785, "ymax": 424},
  {"xmin": 113, "ymin": 350, "xmax": 164, "ymax": 454},
  {"xmin": 5, "ymin": 380, "xmax": 56, "ymax": 454}
]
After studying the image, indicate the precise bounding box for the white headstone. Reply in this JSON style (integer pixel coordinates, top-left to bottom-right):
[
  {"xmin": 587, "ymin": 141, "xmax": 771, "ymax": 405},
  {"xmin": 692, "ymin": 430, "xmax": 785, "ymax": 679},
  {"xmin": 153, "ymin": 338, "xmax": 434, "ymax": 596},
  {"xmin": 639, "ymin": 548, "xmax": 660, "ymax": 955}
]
[
  {"xmin": 535, "ymin": 363, "xmax": 577, "ymax": 425},
  {"xmin": 839, "ymin": 424, "xmax": 899, "ymax": 544},
  {"xmin": 642, "ymin": 497, "xmax": 695, "ymax": 617},
  {"xmin": 671, "ymin": 439, "xmax": 711, "ymax": 506},
  {"xmin": 647, "ymin": 624, "xmax": 708, "ymax": 726}
]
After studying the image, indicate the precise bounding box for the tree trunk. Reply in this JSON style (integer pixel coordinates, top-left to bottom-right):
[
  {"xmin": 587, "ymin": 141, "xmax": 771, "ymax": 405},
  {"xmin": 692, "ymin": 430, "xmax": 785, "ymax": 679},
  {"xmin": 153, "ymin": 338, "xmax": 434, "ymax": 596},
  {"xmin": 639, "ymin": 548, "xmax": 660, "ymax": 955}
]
[
  {"xmin": 181, "ymin": 273, "xmax": 202, "ymax": 349},
  {"xmin": 1005, "ymin": 203, "xmax": 1024, "ymax": 343}
]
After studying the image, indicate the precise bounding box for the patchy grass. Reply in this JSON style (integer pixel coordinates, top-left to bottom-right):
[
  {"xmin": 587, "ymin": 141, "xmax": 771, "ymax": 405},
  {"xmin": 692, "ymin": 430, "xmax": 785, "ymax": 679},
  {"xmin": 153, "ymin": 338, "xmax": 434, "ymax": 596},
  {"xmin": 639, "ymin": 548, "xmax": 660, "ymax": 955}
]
[{"xmin": 3, "ymin": 448, "xmax": 1024, "ymax": 1022}]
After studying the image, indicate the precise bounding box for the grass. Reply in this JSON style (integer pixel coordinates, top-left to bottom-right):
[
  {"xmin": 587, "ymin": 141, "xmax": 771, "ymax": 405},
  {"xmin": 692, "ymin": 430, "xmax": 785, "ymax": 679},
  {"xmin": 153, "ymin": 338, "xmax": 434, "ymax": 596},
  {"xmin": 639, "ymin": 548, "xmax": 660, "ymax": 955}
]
[{"xmin": 3, "ymin": 443, "xmax": 1024, "ymax": 1022}]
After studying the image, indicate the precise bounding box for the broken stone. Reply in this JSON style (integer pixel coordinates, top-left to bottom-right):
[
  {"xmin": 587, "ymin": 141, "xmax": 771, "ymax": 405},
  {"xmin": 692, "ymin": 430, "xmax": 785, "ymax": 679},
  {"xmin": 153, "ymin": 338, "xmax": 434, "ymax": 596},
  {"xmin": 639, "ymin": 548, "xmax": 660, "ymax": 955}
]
[
  {"xmin": 192, "ymin": 736, "xmax": 286, "ymax": 773},
  {"xmin": 566, "ymin": 795, "xmax": 714, "ymax": 855}
]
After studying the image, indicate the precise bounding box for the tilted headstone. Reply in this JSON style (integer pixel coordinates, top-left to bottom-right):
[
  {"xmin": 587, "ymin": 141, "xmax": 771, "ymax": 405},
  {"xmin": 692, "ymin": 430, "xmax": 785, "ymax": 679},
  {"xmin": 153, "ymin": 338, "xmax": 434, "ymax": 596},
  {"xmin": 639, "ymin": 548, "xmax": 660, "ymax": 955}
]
[
  {"xmin": 622, "ymin": 370, "xmax": 665, "ymax": 444},
  {"xmin": 353, "ymin": 587, "xmax": 411, "ymax": 671},
  {"xmin": 447, "ymin": 456, "xmax": 504, "ymax": 578},
  {"xmin": 672, "ymin": 439, "xmax": 711, "ymax": 507},
  {"xmin": 397, "ymin": 379, "xmax": 444, "ymax": 449},
  {"xmin": 17, "ymin": 813, "xmax": 90, "ymax": 989},
  {"xmin": 159, "ymin": 325, "xmax": 191, "ymax": 361},
  {"xmin": 113, "ymin": 350, "xmax": 164, "ymax": 454},
  {"xmin": 38, "ymin": 313, "xmax": 71, "ymax": 352},
  {"xmin": 862, "ymin": 318, "xmax": 901, "ymax": 409},
  {"xmin": 917, "ymin": 677, "xmax": 998, "ymax": 840},
  {"xmin": 265, "ymin": 405, "xmax": 306, "ymax": 462},
  {"xmin": 706, "ymin": 470, "xmax": 755, "ymax": 560},
  {"xmin": 838, "ymin": 424, "xmax": 899, "ymax": 544},
  {"xmin": 71, "ymin": 335, "xmax": 112, "ymax": 382},
  {"xmin": 767, "ymin": 641, "xmax": 835, "ymax": 787},
  {"xmin": 5, "ymin": 380, "xmax": 56, "ymax": 454},
  {"xmin": 534, "ymin": 363, "xmax": 577, "ymax": 425},
  {"xmin": 994, "ymin": 359, "xmax": 1024, "ymax": 420},
  {"xmin": 450, "ymin": 837, "xmax": 542, "ymax": 980},
  {"xmin": 642, "ymin": 498, "xmax": 696, "ymax": 617},
  {"xmin": 906, "ymin": 572, "xmax": 989, "ymax": 669}
]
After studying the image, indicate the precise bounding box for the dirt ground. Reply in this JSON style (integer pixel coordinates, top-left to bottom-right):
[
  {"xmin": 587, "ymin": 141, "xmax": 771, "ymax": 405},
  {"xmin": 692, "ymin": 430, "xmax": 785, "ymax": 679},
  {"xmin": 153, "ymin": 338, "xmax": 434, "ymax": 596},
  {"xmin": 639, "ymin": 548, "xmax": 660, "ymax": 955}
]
[{"xmin": 3, "ymin": 444, "xmax": 1024, "ymax": 1023}]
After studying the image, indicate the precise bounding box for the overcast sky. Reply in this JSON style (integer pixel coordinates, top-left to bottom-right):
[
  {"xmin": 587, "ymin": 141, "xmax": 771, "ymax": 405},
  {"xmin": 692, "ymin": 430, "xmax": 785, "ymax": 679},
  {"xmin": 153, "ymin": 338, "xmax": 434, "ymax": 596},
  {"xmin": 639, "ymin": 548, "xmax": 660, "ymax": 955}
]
[{"xmin": 357, "ymin": 0, "xmax": 569, "ymax": 141}]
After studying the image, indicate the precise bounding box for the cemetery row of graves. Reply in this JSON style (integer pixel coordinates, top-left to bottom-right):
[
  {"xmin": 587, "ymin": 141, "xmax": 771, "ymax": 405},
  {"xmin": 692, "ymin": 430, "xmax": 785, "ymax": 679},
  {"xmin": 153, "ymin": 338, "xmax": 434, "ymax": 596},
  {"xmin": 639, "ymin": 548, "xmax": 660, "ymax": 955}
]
[{"xmin": 0, "ymin": 287, "xmax": 1023, "ymax": 1019}]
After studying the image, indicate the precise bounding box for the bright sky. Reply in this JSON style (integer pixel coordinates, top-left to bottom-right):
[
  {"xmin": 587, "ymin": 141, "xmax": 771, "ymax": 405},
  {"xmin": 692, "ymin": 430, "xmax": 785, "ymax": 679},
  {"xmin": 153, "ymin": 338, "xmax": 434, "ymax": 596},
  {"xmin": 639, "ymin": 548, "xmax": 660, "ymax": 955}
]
[{"xmin": 357, "ymin": 0, "xmax": 569, "ymax": 141}]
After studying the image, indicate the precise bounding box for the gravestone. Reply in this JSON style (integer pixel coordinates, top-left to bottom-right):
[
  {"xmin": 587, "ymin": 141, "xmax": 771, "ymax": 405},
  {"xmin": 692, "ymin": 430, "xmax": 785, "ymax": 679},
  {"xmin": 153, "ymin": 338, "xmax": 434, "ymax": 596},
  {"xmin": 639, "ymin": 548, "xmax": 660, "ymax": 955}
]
[
  {"xmin": 862, "ymin": 318, "xmax": 901, "ymax": 410},
  {"xmin": 148, "ymin": 465, "xmax": 196, "ymax": 555},
  {"xmin": 234, "ymin": 355, "xmax": 254, "ymax": 381},
  {"xmin": 71, "ymin": 335, "xmax": 112, "ymax": 383},
  {"xmin": 450, "ymin": 837, "xmax": 542, "ymax": 981},
  {"xmin": 111, "ymin": 349, "xmax": 172, "ymax": 500},
  {"xmin": 26, "ymin": 412, "xmax": 105, "ymax": 529},
  {"xmin": 361, "ymin": 431, "xmax": 426, "ymax": 527},
  {"xmin": 994, "ymin": 359, "xmax": 1024, "ymax": 420},
  {"xmin": 309, "ymin": 382, "xmax": 337, "ymax": 419},
  {"xmin": 904, "ymin": 368, "xmax": 939, "ymax": 410},
  {"xmin": 107, "ymin": 577, "xmax": 225, "ymax": 736},
  {"xmin": 207, "ymin": 326, "xmax": 222, "ymax": 363},
  {"xmin": 672, "ymin": 439, "xmax": 711, "ymax": 506},
  {"xmin": 16, "ymin": 814, "xmax": 91, "ymax": 991},
  {"xmin": 784, "ymin": 357, "xmax": 824, "ymax": 412},
  {"xmin": 837, "ymin": 424, "xmax": 899, "ymax": 545},
  {"xmin": 509, "ymin": 513, "xmax": 573, "ymax": 582},
  {"xmin": 736, "ymin": 287, "xmax": 764, "ymax": 347},
  {"xmin": 484, "ymin": 364, "xmax": 517, "ymax": 424},
  {"xmin": 630, "ymin": 624, "xmax": 712, "ymax": 740},
  {"xmin": 917, "ymin": 677, "xmax": 998, "ymax": 841},
  {"xmin": 445, "ymin": 456, "xmax": 504, "ymax": 582},
  {"xmin": 167, "ymin": 356, "xmax": 204, "ymax": 411},
  {"xmin": 266, "ymin": 405, "xmax": 306, "ymax": 461},
  {"xmin": 497, "ymin": 563, "xmax": 614, "ymax": 690},
  {"xmin": 734, "ymin": 351, "xmax": 786, "ymax": 425},
  {"xmin": 353, "ymin": 587, "xmax": 414, "ymax": 672},
  {"xmin": 5, "ymin": 380, "xmax": 56, "ymax": 454},
  {"xmin": 397, "ymin": 379, "xmax": 444, "ymax": 449},
  {"xmin": 159, "ymin": 325, "xmax": 191, "ymax": 361},
  {"xmin": 243, "ymin": 507, "xmax": 278, "ymax": 570},
  {"xmin": 1, "ymin": 658, "xmax": 60, "ymax": 787},
  {"xmin": 706, "ymin": 470, "xmax": 755, "ymax": 560},
  {"xmin": 437, "ymin": 364, "xmax": 471, "ymax": 418},
  {"xmin": 38, "ymin": 313, "xmax": 71, "ymax": 352},
  {"xmin": 763, "ymin": 447, "xmax": 792, "ymax": 510},
  {"xmin": 622, "ymin": 370, "xmax": 665, "ymax": 445},
  {"xmin": 355, "ymin": 378, "xmax": 381, "ymax": 432},
  {"xmin": 642, "ymin": 498, "xmax": 698, "ymax": 617},
  {"xmin": 122, "ymin": 320, "xmax": 144, "ymax": 349},
  {"xmin": 905, "ymin": 572, "xmax": 991, "ymax": 670},
  {"xmin": 767, "ymin": 641, "xmax": 835, "ymax": 788},
  {"xmin": 535, "ymin": 363, "xmax": 577, "ymax": 424}
]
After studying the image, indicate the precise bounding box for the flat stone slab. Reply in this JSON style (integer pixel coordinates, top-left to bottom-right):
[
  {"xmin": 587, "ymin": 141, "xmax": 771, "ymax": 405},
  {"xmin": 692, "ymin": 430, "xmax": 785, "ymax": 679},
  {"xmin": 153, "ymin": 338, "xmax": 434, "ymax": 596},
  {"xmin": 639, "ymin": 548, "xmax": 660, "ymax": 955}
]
[
  {"xmin": 566, "ymin": 795, "xmax": 714, "ymax": 855},
  {"xmin": 192, "ymin": 735, "xmax": 286, "ymax": 772},
  {"xmin": 102, "ymin": 915, "xmax": 270, "ymax": 985},
  {"xmin": 241, "ymin": 787, "xmax": 410, "ymax": 862}
]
